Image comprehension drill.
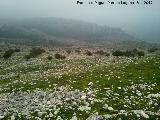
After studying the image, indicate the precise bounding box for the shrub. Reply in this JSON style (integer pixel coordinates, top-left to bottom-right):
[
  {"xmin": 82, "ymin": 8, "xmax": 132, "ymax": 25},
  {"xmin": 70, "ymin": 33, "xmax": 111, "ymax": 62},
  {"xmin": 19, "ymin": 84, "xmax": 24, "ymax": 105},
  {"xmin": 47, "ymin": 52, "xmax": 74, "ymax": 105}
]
[
  {"xmin": 25, "ymin": 55, "xmax": 31, "ymax": 60},
  {"xmin": 132, "ymin": 49, "xmax": 138, "ymax": 55},
  {"xmin": 148, "ymin": 48, "xmax": 158, "ymax": 53},
  {"xmin": 105, "ymin": 53, "xmax": 110, "ymax": 56},
  {"xmin": 54, "ymin": 53, "xmax": 66, "ymax": 59},
  {"xmin": 112, "ymin": 49, "xmax": 145, "ymax": 57},
  {"xmin": 123, "ymin": 51, "xmax": 135, "ymax": 57},
  {"xmin": 130, "ymin": 49, "xmax": 145, "ymax": 57},
  {"xmin": 3, "ymin": 49, "xmax": 14, "ymax": 59},
  {"xmin": 47, "ymin": 56, "xmax": 53, "ymax": 60},
  {"xmin": 25, "ymin": 48, "xmax": 45, "ymax": 60},
  {"xmin": 95, "ymin": 50, "xmax": 110, "ymax": 56},
  {"xmin": 112, "ymin": 50, "xmax": 123, "ymax": 57},
  {"xmin": 95, "ymin": 50, "xmax": 105, "ymax": 55},
  {"xmin": 14, "ymin": 48, "xmax": 21, "ymax": 52},
  {"xmin": 30, "ymin": 48, "xmax": 45, "ymax": 58},
  {"xmin": 30, "ymin": 48, "xmax": 45, "ymax": 57},
  {"xmin": 75, "ymin": 49, "xmax": 81, "ymax": 54},
  {"xmin": 137, "ymin": 51, "xmax": 145, "ymax": 56},
  {"xmin": 85, "ymin": 51, "xmax": 93, "ymax": 56},
  {"xmin": 66, "ymin": 49, "xmax": 71, "ymax": 54}
]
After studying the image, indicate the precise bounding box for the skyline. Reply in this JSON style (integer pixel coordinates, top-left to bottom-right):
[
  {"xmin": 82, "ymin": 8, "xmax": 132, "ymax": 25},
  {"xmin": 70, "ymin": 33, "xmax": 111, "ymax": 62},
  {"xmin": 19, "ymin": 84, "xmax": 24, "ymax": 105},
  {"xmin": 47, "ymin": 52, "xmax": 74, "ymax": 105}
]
[{"xmin": 0, "ymin": 0, "xmax": 160, "ymax": 42}]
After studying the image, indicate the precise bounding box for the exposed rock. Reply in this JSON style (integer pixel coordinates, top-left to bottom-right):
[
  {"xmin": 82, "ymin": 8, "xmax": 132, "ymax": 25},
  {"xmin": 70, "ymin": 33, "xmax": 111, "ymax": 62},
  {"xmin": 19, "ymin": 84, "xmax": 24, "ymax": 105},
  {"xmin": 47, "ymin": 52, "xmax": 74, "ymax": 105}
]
[{"xmin": 0, "ymin": 116, "xmax": 4, "ymax": 119}]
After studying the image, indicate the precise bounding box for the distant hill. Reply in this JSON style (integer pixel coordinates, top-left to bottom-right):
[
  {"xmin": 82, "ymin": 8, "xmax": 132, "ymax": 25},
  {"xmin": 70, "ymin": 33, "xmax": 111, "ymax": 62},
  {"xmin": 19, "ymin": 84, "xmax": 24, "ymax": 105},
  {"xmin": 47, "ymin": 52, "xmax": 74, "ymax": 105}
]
[{"xmin": 0, "ymin": 17, "xmax": 140, "ymax": 47}]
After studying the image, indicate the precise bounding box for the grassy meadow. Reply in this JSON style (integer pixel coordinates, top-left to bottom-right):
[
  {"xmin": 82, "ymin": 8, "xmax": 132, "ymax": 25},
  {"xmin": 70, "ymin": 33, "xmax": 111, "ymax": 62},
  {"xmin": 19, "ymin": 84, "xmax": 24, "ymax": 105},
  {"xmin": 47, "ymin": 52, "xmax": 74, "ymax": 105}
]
[{"xmin": 0, "ymin": 48, "xmax": 160, "ymax": 120}]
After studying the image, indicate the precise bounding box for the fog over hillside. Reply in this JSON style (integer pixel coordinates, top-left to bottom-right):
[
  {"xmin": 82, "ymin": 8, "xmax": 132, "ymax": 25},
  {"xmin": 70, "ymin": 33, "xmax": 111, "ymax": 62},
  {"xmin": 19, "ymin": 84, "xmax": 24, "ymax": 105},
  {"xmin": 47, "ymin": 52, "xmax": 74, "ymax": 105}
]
[
  {"xmin": 0, "ymin": 0, "xmax": 160, "ymax": 42},
  {"xmin": 0, "ymin": 18, "xmax": 135, "ymax": 43}
]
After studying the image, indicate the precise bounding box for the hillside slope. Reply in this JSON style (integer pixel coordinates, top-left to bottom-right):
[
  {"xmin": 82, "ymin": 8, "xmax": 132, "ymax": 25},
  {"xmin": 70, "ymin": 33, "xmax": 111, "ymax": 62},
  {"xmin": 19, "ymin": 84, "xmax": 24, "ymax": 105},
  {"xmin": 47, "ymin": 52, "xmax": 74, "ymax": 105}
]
[{"xmin": 0, "ymin": 18, "xmax": 136, "ymax": 46}]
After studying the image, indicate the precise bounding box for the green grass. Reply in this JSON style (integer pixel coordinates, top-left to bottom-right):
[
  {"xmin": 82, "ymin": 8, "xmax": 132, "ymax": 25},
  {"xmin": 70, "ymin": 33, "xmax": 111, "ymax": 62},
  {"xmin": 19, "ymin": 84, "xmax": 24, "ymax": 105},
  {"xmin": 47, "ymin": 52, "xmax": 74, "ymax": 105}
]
[{"xmin": 0, "ymin": 53, "xmax": 160, "ymax": 119}]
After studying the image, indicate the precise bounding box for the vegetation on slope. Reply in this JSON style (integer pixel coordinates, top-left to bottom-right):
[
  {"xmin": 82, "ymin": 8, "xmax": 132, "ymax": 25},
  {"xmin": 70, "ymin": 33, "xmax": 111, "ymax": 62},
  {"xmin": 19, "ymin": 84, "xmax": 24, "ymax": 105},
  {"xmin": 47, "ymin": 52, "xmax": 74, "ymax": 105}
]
[{"xmin": 0, "ymin": 48, "xmax": 159, "ymax": 119}]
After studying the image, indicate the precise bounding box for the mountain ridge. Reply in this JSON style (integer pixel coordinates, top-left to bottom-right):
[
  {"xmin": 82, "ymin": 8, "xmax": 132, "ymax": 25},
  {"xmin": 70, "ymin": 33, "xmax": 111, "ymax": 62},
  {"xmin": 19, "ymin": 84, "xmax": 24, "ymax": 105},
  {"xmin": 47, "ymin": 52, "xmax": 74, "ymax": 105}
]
[{"xmin": 0, "ymin": 17, "xmax": 138, "ymax": 47}]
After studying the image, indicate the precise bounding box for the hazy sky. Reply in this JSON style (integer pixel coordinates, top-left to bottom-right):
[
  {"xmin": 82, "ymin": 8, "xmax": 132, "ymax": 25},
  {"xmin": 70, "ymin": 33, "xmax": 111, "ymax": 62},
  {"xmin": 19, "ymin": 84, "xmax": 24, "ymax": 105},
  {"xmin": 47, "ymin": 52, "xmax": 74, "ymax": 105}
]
[{"xmin": 0, "ymin": 0, "xmax": 160, "ymax": 42}]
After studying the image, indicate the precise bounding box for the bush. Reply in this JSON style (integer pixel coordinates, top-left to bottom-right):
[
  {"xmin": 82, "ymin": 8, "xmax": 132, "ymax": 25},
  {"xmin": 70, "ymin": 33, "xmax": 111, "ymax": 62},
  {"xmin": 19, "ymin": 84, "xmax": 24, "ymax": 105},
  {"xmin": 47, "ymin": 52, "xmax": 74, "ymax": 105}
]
[
  {"xmin": 3, "ymin": 49, "xmax": 14, "ymax": 59},
  {"xmin": 123, "ymin": 51, "xmax": 135, "ymax": 57},
  {"xmin": 47, "ymin": 56, "xmax": 53, "ymax": 60},
  {"xmin": 112, "ymin": 49, "xmax": 145, "ymax": 57},
  {"xmin": 54, "ymin": 53, "xmax": 66, "ymax": 59},
  {"xmin": 95, "ymin": 50, "xmax": 110, "ymax": 56},
  {"xmin": 85, "ymin": 51, "xmax": 93, "ymax": 56},
  {"xmin": 14, "ymin": 48, "xmax": 21, "ymax": 52},
  {"xmin": 25, "ymin": 55, "xmax": 31, "ymax": 60},
  {"xmin": 66, "ymin": 49, "xmax": 71, "ymax": 54},
  {"xmin": 29, "ymin": 48, "xmax": 45, "ymax": 58},
  {"xmin": 137, "ymin": 51, "xmax": 145, "ymax": 56},
  {"xmin": 75, "ymin": 49, "xmax": 81, "ymax": 54},
  {"xmin": 95, "ymin": 50, "xmax": 105, "ymax": 55},
  {"xmin": 112, "ymin": 50, "xmax": 123, "ymax": 57},
  {"xmin": 131, "ymin": 49, "xmax": 145, "ymax": 57},
  {"xmin": 105, "ymin": 53, "xmax": 110, "ymax": 56},
  {"xmin": 148, "ymin": 48, "xmax": 158, "ymax": 53},
  {"xmin": 25, "ymin": 48, "xmax": 45, "ymax": 60}
]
